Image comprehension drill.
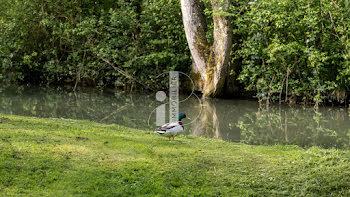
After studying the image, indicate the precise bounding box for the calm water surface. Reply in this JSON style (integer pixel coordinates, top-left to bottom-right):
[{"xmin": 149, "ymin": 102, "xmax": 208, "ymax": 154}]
[{"xmin": 1, "ymin": 85, "xmax": 350, "ymax": 149}]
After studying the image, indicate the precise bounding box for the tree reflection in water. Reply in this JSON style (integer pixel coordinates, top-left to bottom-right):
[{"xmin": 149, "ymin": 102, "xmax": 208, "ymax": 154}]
[
  {"xmin": 237, "ymin": 106, "xmax": 350, "ymax": 149},
  {"xmin": 1, "ymin": 85, "xmax": 350, "ymax": 149},
  {"xmin": 189, "ymin": 98, "xmax": 350, "ymax": 149}
]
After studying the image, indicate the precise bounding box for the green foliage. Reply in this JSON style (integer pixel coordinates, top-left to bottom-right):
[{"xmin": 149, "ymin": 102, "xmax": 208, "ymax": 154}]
[
  {"xmin": 0, "ymin": 0, "xmax": 190, "ymax": 89},
  {"xmin": 235, "ymin": 0, "xmax": 350, "ymax": 105},
  {"xmin": 3, "ymin": 0, "xmax": 350, "ymax": 103}
]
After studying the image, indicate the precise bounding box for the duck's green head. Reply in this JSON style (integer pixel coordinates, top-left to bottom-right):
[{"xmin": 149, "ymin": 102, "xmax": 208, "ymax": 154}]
[{"xmin": 178, "ymin": 113, "xmax": 186, "ymax": 121}]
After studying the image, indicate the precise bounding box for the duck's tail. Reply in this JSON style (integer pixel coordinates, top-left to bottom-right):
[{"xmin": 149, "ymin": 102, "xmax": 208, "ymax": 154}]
[{"xmin": 154, "ymin": 130, "xmax": 166, "ymax": 135}]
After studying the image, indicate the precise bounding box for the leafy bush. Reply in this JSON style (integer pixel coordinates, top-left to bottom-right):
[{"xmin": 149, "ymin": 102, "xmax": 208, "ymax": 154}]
[
  {"xmin": 236, "ymin": 0, "xmax": 350, "ymax": 106},
  {"xmin": 0, "ymin": 0, "xmax": 190, "ymax": 89},
  {"xmin": 3, "ymin": 0, "xmax": 350, "ymax": 105}
]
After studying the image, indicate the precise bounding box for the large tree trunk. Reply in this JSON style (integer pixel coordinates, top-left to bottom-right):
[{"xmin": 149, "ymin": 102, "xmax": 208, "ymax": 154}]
[{"xmin": 181, "ymin": 0, "xmax": 232, "ymax": 97}]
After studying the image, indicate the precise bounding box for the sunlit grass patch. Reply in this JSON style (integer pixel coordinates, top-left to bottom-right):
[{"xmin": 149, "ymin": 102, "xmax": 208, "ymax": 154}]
[{"xmin": 1, "ymin": 113, "xmax": 350, "ymax": 196}]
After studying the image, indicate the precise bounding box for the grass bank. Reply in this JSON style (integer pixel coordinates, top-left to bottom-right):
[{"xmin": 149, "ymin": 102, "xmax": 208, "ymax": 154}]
[{"xmin": 0, "ymin": 114, "xmax": 350, "ymax": 196}]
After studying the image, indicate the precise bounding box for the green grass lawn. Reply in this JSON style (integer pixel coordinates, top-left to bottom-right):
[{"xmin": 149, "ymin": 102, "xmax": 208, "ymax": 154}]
[{"xmin": 0, "ymin": 114, "xmax": 350, "ymax": 196}]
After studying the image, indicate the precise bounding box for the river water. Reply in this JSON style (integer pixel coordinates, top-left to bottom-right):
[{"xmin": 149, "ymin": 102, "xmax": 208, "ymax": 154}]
[{"xmin": 1, "ymin": 85, "xmax": 350, "ymax": 149}]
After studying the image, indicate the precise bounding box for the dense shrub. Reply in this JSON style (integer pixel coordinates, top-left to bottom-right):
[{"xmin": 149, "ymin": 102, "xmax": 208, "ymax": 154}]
[
  {"xmin": 0, "ymin": 0, "xmax": 190, "ymax": 89},
  {"xmin": 2, "ymin": 0, "xmax": 350, "ymax": 105},
  {"xmin": 236, "ymin": 0, "xmax": 350, "ymax": 106}
]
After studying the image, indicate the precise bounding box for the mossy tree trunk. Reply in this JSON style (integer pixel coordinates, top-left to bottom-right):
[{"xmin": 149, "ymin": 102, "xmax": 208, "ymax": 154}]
[{"xmin": 181, "ymin": 0, "xmax": 232, "ymax": 97}]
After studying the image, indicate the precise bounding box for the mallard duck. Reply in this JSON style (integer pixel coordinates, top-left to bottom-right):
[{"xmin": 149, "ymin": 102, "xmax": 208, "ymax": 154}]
[{"xmin": 155, "ymin": 113, "xmax": 186, "ymax": 141}]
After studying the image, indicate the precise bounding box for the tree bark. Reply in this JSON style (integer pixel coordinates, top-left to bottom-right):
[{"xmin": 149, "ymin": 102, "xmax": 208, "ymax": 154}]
[{"xmin": 181, "ymin": 0, "xmax": 232, "ymax": 97}]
